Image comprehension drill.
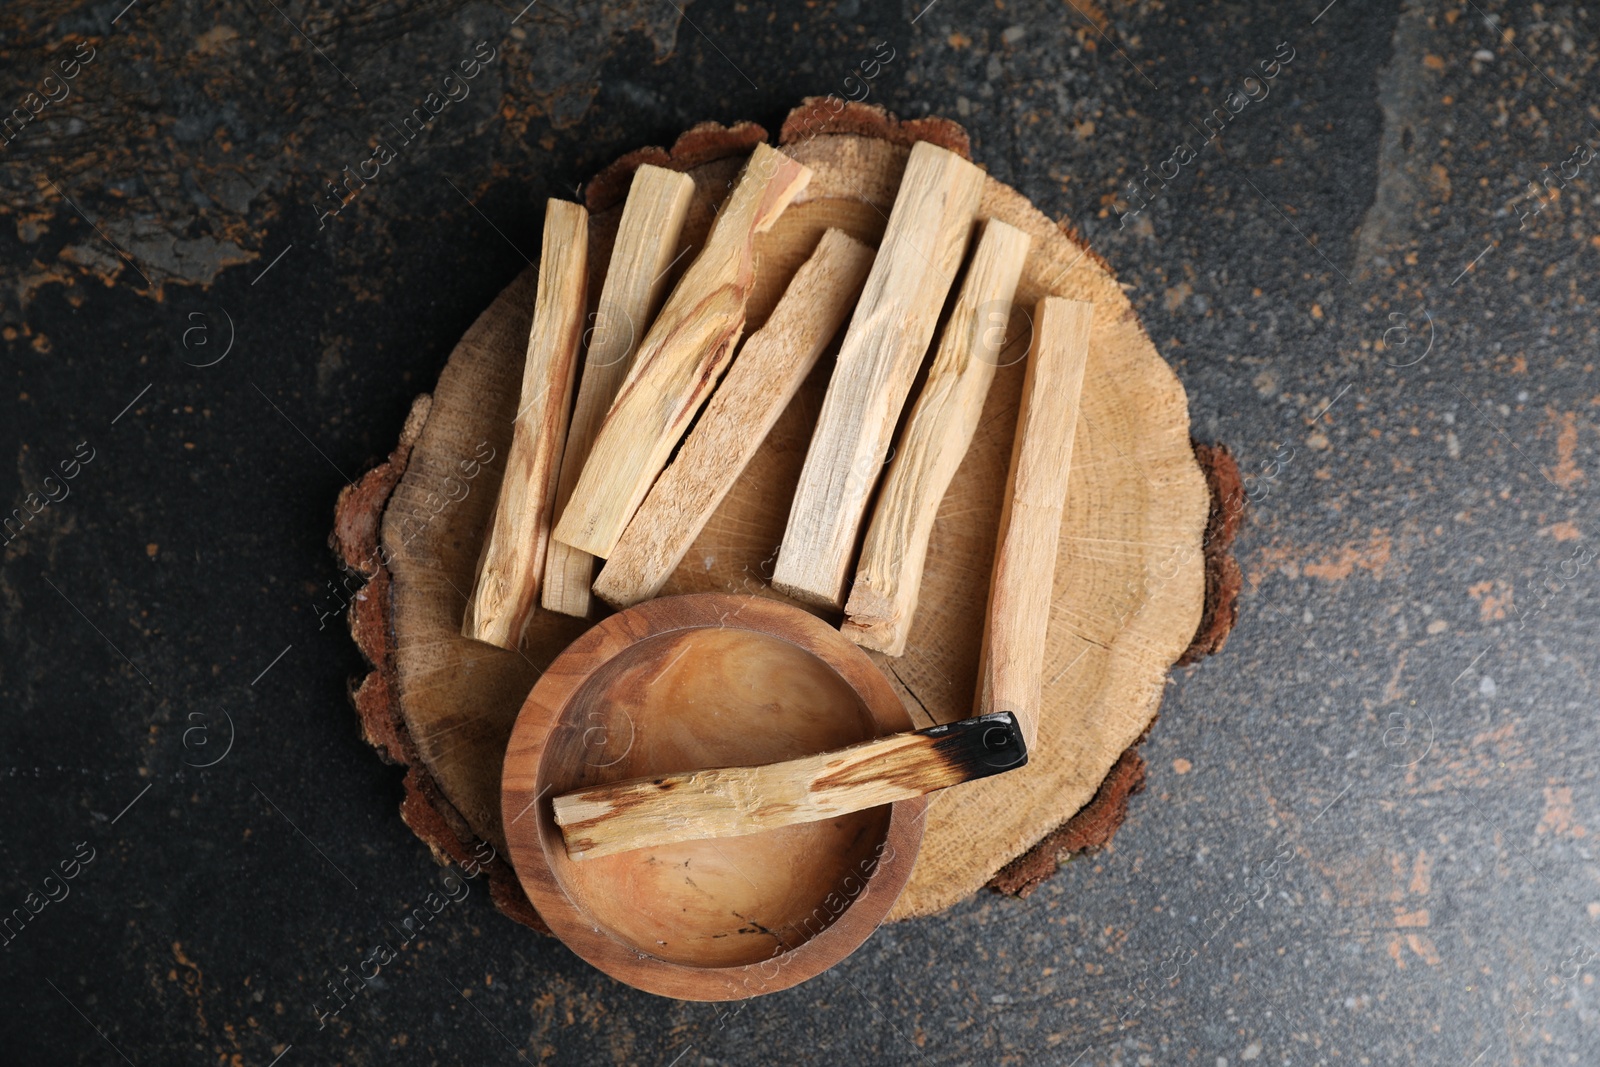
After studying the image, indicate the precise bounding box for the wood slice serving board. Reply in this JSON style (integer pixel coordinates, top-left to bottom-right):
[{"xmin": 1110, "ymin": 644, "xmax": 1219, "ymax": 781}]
[{"xmin": 331, "ymin": 101, "xmax": 1241, "ymax": 931}]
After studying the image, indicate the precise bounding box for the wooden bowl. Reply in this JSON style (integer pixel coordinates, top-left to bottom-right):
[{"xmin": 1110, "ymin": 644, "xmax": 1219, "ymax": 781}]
[{"xmin": 500, "ymin": 593, "xmax": 926, "ymax": 1000}]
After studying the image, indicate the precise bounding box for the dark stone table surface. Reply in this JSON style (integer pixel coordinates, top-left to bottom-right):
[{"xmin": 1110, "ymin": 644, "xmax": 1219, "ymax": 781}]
[{"xmin": 2, "ymin": 0, "xmax": 1597, "ymax": 1063}]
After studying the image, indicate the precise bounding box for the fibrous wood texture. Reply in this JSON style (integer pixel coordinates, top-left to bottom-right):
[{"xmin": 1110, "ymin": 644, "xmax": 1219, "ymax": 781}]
[
  {"xmin": 552, "ymin": 711, "xmax": 1026, "ymax": 860},
  {"xmin": 541, "ymin": 165, "xmax": 696, "ymax": 618},
  {"xmin": 842, "ymin": 218, "xmax": 1032, "ymax": 655},
  {"xmin": 460, "ymin": 199, "xmax": 588, "ymax": 650},
  {"xmin": 552, "ymin": 142, "xmax": 811, "ymax": 559},
  {"xmin": 975, "ymin": 297, "xmax": 1094, "ymax": 749},
  {"xmin": 593, "ymin": 227, "xmax": 874, "ymax": 609},
  {"xmin": 337, "ymin": 107, "xmax": 1227, "ymax": 928},
  {"xmin": 772, "ymin": 141, "xmax": 985, "ymax": 609}
]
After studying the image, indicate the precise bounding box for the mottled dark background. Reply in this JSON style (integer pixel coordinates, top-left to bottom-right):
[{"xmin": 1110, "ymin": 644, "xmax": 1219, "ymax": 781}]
[{"xmin": 2, "ymin": 0, "xmax": 1597, "ymax": 1063}]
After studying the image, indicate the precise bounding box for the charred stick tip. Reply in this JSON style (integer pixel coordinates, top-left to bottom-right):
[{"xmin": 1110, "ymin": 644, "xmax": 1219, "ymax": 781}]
[{"xmin": 922, "ymin": 711, "xmax": 1029, "ymax": 781}]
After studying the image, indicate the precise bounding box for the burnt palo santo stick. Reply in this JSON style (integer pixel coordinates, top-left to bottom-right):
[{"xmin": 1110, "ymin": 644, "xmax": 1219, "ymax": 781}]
[
  {"xmin": 552, "ymin": 143, "xmax": 812, "ymax": 560},
  {"xmin": 551, "ymin": 712, "xmax": 1027, "ymax": 860}
]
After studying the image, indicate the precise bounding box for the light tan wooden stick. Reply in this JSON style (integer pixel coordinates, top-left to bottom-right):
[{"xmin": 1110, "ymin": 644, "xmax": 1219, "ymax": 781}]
[
  {"xmin": 552, "ymin": 144, "xmax": 812, "ymax": 559},
  {"xmin": 461, "ymin": 199, "xmax": 588, "ymax": 650},
  {"xmin": 552, "ymin": 712, "xmax": 1026, "ymax": 859},
  {"xmin": 771, "ymin": 142, "xmax": 985, "ymax": 608},
  {"xmin": 974, "ymin": 297, "xmax": 1094, "ymax": 748},
  {"xmin": 541, "ymin": 166, "xmax": 696, "ymax": 618},
  {"xmin": 592, "ymin": 229, "xmax": 875, "ymax": 609},
  {"xmin": 841, "ymin": 219, "xmax": 1033, "ymax": 655}
]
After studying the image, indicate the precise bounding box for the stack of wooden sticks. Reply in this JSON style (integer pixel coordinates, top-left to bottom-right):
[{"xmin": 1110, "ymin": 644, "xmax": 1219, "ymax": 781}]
[{"xmin": 460, "ymin": 139, "xmax": 1094, "ymax": 748}]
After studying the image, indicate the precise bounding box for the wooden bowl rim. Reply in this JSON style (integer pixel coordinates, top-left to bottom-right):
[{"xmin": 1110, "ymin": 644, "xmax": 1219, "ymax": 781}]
[{"xmin": 500, "ymin": 592, "xmax": 927, "ymax": 1000}]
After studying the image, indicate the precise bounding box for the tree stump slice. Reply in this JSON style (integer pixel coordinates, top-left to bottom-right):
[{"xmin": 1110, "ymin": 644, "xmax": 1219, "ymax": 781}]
[{"xmin": 335, "ymin": 103, "xmax": 1234, "ymax": 931}]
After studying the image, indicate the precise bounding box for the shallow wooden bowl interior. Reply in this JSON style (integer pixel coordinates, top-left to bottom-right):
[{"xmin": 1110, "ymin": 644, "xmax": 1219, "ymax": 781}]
[{"xmin": 501, "ymin": 593, "xmax": 926, "ymax": 1000}]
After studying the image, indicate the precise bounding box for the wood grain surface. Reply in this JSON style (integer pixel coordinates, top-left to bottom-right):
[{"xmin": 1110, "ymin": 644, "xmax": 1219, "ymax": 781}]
[
  {"xmin": 460, "ymin": 199, "xmax": 588, "ymax": 650},
  {"xmin": 593, "ymin": 227, "xmax": 874, "ymax": 609},
  {"xmin": 541, "ymin": 165, "xmax": 696, "ymax": 619},
  {"xmin": 366, "ymin": 110, "xmax": 1210, "ymax": 926},
  {"xmin": 771, "ymin": 141, "xmax": 985, "ymax": 609},
  {"xmin": 500, "ymin": 593, "xmax": 924, "ymax": 1000},
  {"xmin": 842, "ymin": 218, "xmax": 1033, "ymax": 655},
  {"xmin": 553, "ymin": 143, "xmax": 811, "ymax": 559}
]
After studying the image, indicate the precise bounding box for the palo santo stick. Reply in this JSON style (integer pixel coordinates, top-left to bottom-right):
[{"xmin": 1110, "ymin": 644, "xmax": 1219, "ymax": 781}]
[
  {"xmin": 460, "ymin": 200, "xmax": 589, "ymax": 650},
  {"xmin": 592, "ymin": 228, "xmax": 875, "ymax": 609},
  {"xmin": 842, "ymin": 219, "xmax": 1033, "ymax": 655},
  {"xmin": 541, "ymin": 165, "xmax": 696, "ymax": 618},
  {"xmin": 975, "ymin": 297, "xmax": 1094, "ymax": 748},
  {"xmin": 772, "ymin": 141, "xmax": 985, "ymax": 608},
  {"xmin": 552, "ymin": 144, "xmax": 812, "ymax": 559},
  {"xmin": 552, "ymin": 711, "xmax": 1027, "ymax": 860}
]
